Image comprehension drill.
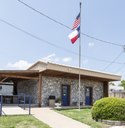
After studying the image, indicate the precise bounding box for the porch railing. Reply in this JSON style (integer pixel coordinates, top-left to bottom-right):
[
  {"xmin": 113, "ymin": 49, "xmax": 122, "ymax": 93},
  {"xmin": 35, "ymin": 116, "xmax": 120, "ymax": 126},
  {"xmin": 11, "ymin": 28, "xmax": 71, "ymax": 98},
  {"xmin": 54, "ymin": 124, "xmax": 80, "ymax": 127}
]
[
  {"xmin": 18, "ymin": 94, "xmax": 31, "ymax": 115},
  {"xmin": 0, "ymin": 95, "xmax": 3, "ymax": 116},
  {"xmin": 0, "ymin": 94, "xmax": 31, "ymax": 116}
]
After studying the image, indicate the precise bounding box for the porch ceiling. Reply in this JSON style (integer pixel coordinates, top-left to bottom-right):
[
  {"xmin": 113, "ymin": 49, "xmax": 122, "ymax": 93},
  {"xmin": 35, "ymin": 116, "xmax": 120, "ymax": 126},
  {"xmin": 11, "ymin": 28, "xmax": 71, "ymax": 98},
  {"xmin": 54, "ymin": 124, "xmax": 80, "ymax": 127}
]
[
  {"xmin": 41, "ymin": 69, "xmax": 117, "ymax": 82},
  {"xmin": 0, "ymin": 70, "xmax": 39, "ymax": 83}
]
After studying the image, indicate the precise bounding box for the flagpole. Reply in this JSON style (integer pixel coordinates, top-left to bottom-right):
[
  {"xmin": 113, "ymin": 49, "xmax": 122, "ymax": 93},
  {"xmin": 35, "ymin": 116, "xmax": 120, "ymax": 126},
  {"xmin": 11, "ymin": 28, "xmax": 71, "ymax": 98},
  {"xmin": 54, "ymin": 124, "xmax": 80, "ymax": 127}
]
[{"xmin": 78, "ymin": 2, "xmax": 82, "ymax": 111}]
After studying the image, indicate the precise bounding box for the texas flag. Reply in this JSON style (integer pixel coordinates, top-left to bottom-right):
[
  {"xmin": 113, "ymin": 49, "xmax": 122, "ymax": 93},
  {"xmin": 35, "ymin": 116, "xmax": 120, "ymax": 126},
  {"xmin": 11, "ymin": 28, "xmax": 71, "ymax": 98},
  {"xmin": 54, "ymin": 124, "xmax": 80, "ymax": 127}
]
[{"xmin": 68, "ymin": 26, "xmax": 80, "ymax": 44}]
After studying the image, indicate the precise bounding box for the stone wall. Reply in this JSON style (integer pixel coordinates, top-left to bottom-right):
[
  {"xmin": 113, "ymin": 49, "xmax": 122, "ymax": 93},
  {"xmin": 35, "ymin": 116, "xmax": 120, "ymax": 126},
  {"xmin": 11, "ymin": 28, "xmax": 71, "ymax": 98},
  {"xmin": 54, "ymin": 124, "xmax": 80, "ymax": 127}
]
[
  {"xmin": 42, "ymin": 76, "xmax": 104, "ymax": 106},
  {"xmin": 17, "ymin": 80, "xmax": 38, "ymax": 104},
  {"xmin": 17, "ymin": 76, "xmax": 104, "ymax": 106}
]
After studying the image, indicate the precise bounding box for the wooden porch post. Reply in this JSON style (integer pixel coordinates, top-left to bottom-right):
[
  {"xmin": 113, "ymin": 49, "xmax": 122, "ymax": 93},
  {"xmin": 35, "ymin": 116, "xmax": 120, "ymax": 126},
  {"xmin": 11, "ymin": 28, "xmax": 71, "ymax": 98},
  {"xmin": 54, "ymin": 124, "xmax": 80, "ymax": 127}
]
[
  {"xmin": 38, "ymin": 73, "xmax": 42, "ymax": 107},
  {"xmin": 13, "ymin": 80, "xmax": 18, "ymax": 95},
  {"xmin": 103, "ymin": 82, "xmax": 109, "ymax": 97}
]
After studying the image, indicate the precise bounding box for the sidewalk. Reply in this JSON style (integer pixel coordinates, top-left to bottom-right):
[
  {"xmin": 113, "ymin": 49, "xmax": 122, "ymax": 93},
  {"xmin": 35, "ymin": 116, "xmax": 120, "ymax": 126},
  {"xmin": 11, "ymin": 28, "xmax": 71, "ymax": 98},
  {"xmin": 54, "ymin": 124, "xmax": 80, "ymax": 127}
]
[
  {"xmin": 2, "ymin": 106, "xmax": 28, "ymax": 115},
  {"xmin": 31, "ymin": 107, "xmax": 90, "ymax": 128}
]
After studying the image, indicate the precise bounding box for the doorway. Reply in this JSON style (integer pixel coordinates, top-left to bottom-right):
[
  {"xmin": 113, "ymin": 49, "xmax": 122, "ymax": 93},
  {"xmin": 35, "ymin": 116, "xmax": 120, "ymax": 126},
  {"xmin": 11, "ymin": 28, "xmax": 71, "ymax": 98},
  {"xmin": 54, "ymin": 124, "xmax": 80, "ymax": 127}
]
[
  {"xmin": 61, "ymin": 85, "xmax": 70, "ymax": 106},
  {"xmin": 85, "ymin": 87, "xmax": 92, "ymax": 105}
]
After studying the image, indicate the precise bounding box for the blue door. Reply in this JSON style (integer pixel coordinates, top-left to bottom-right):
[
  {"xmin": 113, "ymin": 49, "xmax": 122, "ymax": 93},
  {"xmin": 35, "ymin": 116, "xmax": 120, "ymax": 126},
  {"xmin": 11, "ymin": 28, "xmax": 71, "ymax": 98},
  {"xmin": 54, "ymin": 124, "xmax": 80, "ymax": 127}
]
[
  {"xmin": 62, "ymin": 85, "xmax": 70, "ymax": 106},
  {"xmin": 85, "ymin": 87, "xmax": 92, "ymax": 105}
]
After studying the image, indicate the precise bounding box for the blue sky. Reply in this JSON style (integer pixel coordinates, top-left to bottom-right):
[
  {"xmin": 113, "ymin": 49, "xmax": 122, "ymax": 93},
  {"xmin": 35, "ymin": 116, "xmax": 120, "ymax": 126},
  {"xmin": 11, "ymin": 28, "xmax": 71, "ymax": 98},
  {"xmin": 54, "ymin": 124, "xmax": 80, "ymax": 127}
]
[{"xmin": 0, "ymin": 0, "xmax": 125, "ymax": 81}]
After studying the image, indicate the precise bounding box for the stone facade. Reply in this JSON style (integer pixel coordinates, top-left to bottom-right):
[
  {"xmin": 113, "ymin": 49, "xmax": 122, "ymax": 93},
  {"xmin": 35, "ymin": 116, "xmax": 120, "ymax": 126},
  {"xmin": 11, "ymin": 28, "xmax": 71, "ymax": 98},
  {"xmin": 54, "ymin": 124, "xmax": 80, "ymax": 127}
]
[
  {"xmin": 17, "ymin": 80, "xmax": 38, "ymax": 104},
  {"xmin": 42, "ymin": 76, "xmax": 104, "ymax": 106},
  {"xmin": 17, "ymin": 76, "xmax": 104, "ymax": 106}
]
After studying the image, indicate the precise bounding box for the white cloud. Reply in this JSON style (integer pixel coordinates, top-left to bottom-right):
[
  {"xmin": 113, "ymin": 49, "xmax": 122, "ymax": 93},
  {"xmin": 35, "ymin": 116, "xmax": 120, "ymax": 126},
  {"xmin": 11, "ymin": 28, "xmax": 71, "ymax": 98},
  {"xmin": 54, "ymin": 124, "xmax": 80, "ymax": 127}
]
[
  {"xmin": 42, "ymin": 53, "xmax": 56, "ymax": 61},
  {"xmin": 62, "ymin": 57, "xmax": 72, "ymax": 62},
  {"xmin": 41, "ymin": 54, "xmax": 60, "ymax": 63},
  {"xmin": 88, "ymin": 42, "xmax": 94, "ymax": 47},
  {"xmin": 7, "ymin": 60, "xmax": 32, "ymax": 70},
  {"xmin": 54, "ymin": 58, "xmax": 60, "ymax": 62},
  {"xmin": 41, "ymin": 54, "xmax": 72, "ymax": 64}
]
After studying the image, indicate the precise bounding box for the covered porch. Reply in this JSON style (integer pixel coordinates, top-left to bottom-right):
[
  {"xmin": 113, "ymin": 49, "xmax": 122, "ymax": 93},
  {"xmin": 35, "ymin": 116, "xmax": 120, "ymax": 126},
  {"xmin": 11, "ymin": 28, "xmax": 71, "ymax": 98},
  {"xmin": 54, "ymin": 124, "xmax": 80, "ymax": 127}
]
[{"xmin": 0, "ymin": 70, "xmax": 39, "ymax": 105}]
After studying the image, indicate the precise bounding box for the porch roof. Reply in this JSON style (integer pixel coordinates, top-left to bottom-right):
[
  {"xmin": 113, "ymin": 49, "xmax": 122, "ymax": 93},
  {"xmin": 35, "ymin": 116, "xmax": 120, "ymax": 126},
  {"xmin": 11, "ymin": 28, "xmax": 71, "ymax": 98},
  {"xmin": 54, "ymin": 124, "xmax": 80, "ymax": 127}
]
[
  {"xmin": 28, "ymin": 61, "xmax": 121, "ymax": 82},
  {"xmin": 0, "ymin": 70, "xmax": 39, "ymax": 83}
]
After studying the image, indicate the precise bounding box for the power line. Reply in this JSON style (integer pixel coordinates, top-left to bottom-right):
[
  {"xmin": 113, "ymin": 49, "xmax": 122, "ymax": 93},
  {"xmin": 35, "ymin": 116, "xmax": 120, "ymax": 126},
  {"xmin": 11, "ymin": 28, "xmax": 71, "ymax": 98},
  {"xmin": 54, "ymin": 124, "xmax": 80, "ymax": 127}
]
[
  {"xmin": 115, "ymin": 63, "xmax": 125, "ymax": 73},
  {"xmin": 84, "ymin": 55, "xmax": 124, "ymax": 64},
  {"xmin": 17, "ymin": 0, "xmax": 70, "ymax": 29},
  {"xmin": 114, "ymin": 46, "xmax": 125, "ymax": 72},
  {"xmin": 82, "ymin": 33, "xmax": 123, "ymax": 47},
  {"xmin": 0, "ymin": 18, "xmax": 73, "ymax": 53},
  {"xmin": 16, "ymin": 0, "xmax": 125, "ymax": 73},
  {"xmin": 0, "ymin": 18, "xmax": 124, "ymax": 66},
  {"xmin": 17, "ymin": 0, "xmax": 123, "ymax": 47},
  {"xmin": 103, "ymin": 52, "xmax": 124, "ymax": 71}
]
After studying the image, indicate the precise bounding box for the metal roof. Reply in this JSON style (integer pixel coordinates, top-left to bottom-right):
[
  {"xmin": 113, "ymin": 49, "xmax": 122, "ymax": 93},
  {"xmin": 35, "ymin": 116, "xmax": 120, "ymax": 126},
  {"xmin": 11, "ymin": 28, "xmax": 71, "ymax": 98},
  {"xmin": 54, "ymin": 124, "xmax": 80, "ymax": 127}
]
[{"xmin": 28, "ymin": 61, "xmax": 121, "ymax": 82}]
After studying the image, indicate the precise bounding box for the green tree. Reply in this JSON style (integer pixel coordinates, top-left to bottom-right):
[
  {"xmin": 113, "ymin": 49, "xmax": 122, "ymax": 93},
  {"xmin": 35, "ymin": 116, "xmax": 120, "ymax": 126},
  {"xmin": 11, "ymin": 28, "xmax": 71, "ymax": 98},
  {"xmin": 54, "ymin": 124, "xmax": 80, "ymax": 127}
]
[
  {"xmin": 109, "ymin": 82, "xmax": 115, "ymax": 86},
  {"xmin": 119, "ymin": 80, "xmax": 125, "ymax": 90}
]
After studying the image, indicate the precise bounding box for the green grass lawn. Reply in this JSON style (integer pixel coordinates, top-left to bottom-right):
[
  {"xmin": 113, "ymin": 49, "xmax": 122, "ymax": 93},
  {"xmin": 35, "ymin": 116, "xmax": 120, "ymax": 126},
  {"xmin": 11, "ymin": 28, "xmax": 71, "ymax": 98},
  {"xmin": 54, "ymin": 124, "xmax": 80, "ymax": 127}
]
[
  {"xmin": 55, "ymin": 108, "xmax": 111, "ymax": 128},
  {"xmin": 0, "ymin": 115, "xmax": 51, "ymax": 128}
]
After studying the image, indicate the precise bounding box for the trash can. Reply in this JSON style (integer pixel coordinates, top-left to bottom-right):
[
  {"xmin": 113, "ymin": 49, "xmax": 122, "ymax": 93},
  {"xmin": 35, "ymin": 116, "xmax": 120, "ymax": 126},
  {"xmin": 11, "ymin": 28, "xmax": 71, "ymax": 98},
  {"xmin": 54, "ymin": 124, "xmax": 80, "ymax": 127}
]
[{"xmin": 48, "ymin": 96, "xmax": 55, "ymax": 107}]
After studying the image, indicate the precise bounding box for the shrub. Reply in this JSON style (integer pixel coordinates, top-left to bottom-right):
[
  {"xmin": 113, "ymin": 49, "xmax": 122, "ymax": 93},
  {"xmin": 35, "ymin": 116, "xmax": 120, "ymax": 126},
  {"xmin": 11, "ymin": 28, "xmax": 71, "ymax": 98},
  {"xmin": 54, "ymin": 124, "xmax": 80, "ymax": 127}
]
[
  {"xmin": 55, "ymin": 97, "xmax": 61, "ymax": 103},
  {"xmin": 91, "ymin": 97, "xmax": 125, "ymax": 121}
]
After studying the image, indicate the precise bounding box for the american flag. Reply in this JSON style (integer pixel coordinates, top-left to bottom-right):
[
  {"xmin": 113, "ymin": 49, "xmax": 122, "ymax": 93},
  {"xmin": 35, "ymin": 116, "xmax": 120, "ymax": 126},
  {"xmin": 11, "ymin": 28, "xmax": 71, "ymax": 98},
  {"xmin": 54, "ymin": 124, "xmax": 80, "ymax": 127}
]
[{"xmin": 72, "ymin": 13, "xmax": 80, "ymax": 30}]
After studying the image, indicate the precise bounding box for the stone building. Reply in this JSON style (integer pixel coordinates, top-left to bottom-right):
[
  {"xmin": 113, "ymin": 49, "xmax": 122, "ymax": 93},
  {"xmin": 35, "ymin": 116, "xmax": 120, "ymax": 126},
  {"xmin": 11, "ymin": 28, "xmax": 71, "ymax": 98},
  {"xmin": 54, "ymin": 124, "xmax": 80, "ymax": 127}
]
[
  {"xmin": 0, "ymin": 61, "xmax": 121, "ymax": 107},
  {"xmin": 19, "ymin": 61, "xmax": 121, "ymax": 107}
]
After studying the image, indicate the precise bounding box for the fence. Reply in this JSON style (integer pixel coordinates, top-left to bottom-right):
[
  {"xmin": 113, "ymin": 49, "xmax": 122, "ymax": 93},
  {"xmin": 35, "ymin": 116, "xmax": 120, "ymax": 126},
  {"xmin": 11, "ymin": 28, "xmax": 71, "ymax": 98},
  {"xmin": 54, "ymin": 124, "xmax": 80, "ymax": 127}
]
[
  {"xmin": 0, "ymin": 94, "xmax": 31, "ymax": 116},
  {"xmin": 109, "ymin": 90, "xmax": 125, "ymax": 98}
]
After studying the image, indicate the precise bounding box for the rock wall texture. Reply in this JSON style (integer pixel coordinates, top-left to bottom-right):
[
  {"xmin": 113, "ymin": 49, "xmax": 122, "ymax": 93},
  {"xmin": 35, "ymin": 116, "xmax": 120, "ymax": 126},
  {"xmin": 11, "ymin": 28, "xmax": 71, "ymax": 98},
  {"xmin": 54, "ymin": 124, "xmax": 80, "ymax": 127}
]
[
  {"xmin": 17, "ymin": 80, "xmax": 38, "ymax": 104},
  {"xmin": 17, "ymin": 76, "xmax": 104, "ymax": 106},
  {"xmin": 42, "ymin": 76, "xmax": 104, "ymax": 106}
]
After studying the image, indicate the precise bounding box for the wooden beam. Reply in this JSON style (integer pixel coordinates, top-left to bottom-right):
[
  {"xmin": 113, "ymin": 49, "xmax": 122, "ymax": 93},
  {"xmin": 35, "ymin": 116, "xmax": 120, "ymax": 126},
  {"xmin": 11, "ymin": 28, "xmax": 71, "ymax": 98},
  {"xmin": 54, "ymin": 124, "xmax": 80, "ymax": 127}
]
[
  {"xmin": 103, "ymin": 82, "xmax": 109, "ymax": 97},
  {"xmin": 0, "ymin": 74, "xmax": 38, "ymax": 80},
  {"xmin": 13, "ymin": 81, "xmax": 18, "ymax": 95},
  {"xmin": 38, "ymin": 73, "xmax": 42, "ymax": 107},
  {"xmin": 0, "ymin": 82, "xmax": 13, "ymax": 85},
  {"xmin": 0, "ymin": 77, "xmax": 8, "ymax": 82}
]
